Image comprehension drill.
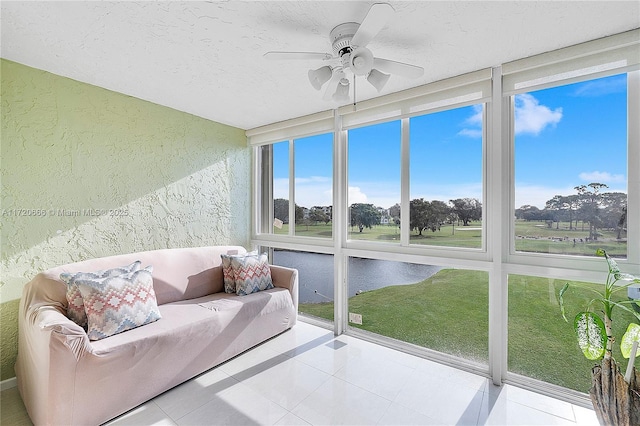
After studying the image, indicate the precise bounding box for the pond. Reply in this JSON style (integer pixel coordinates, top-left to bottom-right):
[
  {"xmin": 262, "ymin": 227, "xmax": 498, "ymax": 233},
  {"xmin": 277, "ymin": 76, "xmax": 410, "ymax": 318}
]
[{"xmin": 273, "ymin": 250, "xmax": 442, "ymax": 304}]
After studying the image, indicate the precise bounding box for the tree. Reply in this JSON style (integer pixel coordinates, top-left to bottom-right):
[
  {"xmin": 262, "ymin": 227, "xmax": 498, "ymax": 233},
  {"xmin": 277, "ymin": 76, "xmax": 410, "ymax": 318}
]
[
  {"xmin": 312, "ymin": 206, "xmax": 332, "ymax": 225},
  {"xmin": 516, "ymin": 205, "xmax": 542, "ymax": 221},
  {"xmin": 565, "ymin": 194, "xmax": 581, "ymax": 230},
  {"xmin": 618, "ymin": 205, "xmax": 627, "ymax": 240},
  {"xmin": 389, "ymin": 203, "xmax": 401, "ymax": 223},
  {"xmin": 410, "ymin": 198, "xmax": 431, "ymax": 236},
  {"xmin": 275, "ymin": 199, "xmax": 304, "ymax": 225},
  {"xmin": 430, "ymin": 200, "xmax": 451, "ymax": 231},
  {"xmin": 449, "ymin": 198, "xmax": 482, "ymax": 226},
  {"xmin": 575, "ymin": 183, "xmax": 608, "ymax": 240},
  {"xmin": 308, "ymin": 207, "xmax": 328, "ymax": 225},
  {"xmin": 542, "ymin": 194, "xmax": 580, "ymax": 230},
  {"xmin": 545, "ymin": 195, "xmax": 567, "ymax": 229},
  {"xmin": 600, "ymin": 192, "xmax": 627, "ymax": 232},
  {"xmin": 294, "ymin": 205, "xmax": 305, "ymax": 224},
  {"xmin": 349, "ymin": 203, "xmax": 381, "ymax": 232},
  {"xmin": 274, "ymin": 198, "xmax": 289, "ymax": 223},
  {"xmin": 410, "ymin": 199, "xmax": 450, "ymax": 235}
]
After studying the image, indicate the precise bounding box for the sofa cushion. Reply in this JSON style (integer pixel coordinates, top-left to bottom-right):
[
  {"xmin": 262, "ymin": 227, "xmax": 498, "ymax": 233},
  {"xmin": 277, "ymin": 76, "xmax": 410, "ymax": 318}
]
[
  {"xmin": 231, "ymin": 253, "xmax": 274, "ymax": 296},
  {"xmin": 76, "ymin": 265, "xmax": 161, "ymax": 340},
  {"xmin": 90, "ymin": 288, "xmax": 295, "ymax": 355},
  {"xmin": 60, "ymin": 261, "xmax": 142, "ymax": 328}
]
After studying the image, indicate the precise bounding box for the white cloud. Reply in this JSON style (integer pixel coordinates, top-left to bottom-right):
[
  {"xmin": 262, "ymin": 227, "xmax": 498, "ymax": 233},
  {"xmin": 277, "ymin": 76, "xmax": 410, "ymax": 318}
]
[
  {"xmin": 274, "ymin": 178, "xmax": 288, "ymax": 200},
  {"xmin": 458, "ymin": 105, "xmax": 483, "ymax": 138},
  {"xmin": 579, "ymin": 171, "xmax": 626, "ymax": 184},
  {"xmin": 295, "ymin": 176, "xmax": 330, "ymax": 184},
  {"xmin": 465, "ymin": 105, "xmax": 483, "ymax": 125},
  {"xmin": 348, "ymin": 186, "xmax": 368, "ymax": 204},
  {"xmin": 573, "ymin": 76, "xmax": 626, "ymax": 97},
  {"xmin": 348, "ymin": 181, "xmax": 404, "ymax": 208},
  {"xmin": 514, "ymin": 94, "xmax": 562, "ymax": 136},
  {"xmin": 457, "ymin": 128, "xmax": 483, "ymax": 138},
  {"xmin": 274, "ymin": 176, "xmax": 333, "ymax": 207}
]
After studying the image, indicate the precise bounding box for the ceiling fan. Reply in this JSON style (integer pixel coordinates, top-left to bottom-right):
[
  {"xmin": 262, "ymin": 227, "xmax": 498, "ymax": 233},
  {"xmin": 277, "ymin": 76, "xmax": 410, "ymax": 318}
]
[{"xmin": 264, "ymin": 3, "xmax": 424, "ymax": 102}]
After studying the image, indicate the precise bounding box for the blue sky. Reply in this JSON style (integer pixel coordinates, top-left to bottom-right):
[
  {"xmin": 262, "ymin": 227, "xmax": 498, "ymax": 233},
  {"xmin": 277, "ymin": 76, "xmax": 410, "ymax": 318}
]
[{"xmin": 275, "ymin": 73, "xmax": 628, "ymax": 209}]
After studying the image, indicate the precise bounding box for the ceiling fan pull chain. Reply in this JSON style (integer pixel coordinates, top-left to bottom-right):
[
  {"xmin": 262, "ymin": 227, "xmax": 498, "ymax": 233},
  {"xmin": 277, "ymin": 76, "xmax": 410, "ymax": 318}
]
[{"xmin": 353, "ymin": 75, "xmax": 357, "ymax": 107}]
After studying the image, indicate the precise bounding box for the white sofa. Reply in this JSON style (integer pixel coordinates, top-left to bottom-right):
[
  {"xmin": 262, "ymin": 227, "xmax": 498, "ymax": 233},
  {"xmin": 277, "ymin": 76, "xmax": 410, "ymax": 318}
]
[{"xmin": 15, "ymin": 246, "xmax": 298, "ymax": 425}]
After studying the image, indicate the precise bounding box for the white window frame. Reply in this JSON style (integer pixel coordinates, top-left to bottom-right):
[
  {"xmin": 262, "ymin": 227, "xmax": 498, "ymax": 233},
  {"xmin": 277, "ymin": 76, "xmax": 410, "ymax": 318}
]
[{"xmin": 247, "ymin": 28, "xmax": 640, "ymax": 407}]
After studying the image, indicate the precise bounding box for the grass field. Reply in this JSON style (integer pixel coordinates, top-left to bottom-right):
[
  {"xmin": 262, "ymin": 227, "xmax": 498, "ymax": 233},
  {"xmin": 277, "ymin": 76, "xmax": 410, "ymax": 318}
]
[
  {"xmin": 274, "ymin": 219, "xmax": 627, "ymax": 256},
  {"xmin": 280, "ymin": 218, "xmax": 630, "ymax": 392},
  {"xmin": 299, "ymin": 270, "xmax": 638, "ymax": 393}
]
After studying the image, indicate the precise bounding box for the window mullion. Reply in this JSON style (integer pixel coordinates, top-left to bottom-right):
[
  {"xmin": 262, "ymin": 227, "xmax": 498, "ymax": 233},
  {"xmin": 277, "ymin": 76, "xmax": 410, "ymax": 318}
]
[
  {"xmin": 288, "ymin": 139, "xmax": 295, "ymax": 237},
  {"xmin": 628, "ymin": 70, "xmax": 640, "ymax": 266},
  {"xmin": 334, "ymin": 112, "xmax": 348, "ymax": 335},
  {"xmin": 488, "ymin": 66, "xmax": 508, "ymax": 387},
  {"xmin": 401, "ymin": 118, "xmax": 410, "ymax": 246}
]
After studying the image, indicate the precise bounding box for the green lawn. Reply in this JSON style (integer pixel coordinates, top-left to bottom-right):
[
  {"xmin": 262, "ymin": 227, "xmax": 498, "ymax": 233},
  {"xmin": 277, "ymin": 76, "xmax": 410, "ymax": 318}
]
[
  {"xmin": 274, "ymin": 220, "xmax": 627, "ymax": 256},
  {"xmin": 277, "ymin": 222, "xmax": 481, "ymax": 247},
  {"xmin": 284, "ymin": 218, "xmax": 630, "ymax": 392},
  {"xmin": 300, "ymin": 269, "xmax": 638, "ymax": 393},
  {"xmin": 514, "ymin": 220, "xmax": 626, "ymax": 257}
]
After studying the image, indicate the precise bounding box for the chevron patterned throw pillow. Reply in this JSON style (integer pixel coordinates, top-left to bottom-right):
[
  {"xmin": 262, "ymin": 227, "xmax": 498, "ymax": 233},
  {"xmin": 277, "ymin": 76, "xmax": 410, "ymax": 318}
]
[
  {"xmin": 221, "ymin": 251, "xmax": 258, "ymax": 294},
  {"xmin": 230, "ymin": 252, "xmax": 274, "ymax": 296}
]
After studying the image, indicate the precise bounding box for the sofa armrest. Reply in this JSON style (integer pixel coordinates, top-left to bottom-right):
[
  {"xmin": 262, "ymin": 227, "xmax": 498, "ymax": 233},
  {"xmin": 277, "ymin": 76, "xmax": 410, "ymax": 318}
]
[
  {"xmin": 25, "ymin": 303, "xmax": 92, "ymax": 359},
  {"xmin": 17, "ymin": 287, "xmax": 94, "ymax": 425},
  {"xmin": 269, "ymin": 265, "xmax": 298, "ymax": 311},
  {"xmin": 19, "ymin": 274, "xmax": 93, "ymax": 360}
]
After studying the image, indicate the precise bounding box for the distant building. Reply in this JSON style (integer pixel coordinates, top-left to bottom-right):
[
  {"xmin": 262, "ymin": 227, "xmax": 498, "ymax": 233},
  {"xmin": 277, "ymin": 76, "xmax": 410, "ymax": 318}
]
[{"xmin": 377, "ymin": 207, "xmax": 391, "ymax": 225}]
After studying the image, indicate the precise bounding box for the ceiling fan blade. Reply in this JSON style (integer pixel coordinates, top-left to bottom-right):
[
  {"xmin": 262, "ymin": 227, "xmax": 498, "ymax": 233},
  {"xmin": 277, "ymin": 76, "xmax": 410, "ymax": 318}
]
[
  {"xmin": 351, "ymin": 3, "xmax": 395, "ymax": 48},
  {"xmin": 373, "ymin": 57, "xmax": 424, "ymax": 79},
  {"xmin": 263, "ymin": 51, "xmax": 334, "ymax": 61},
  {"xmin": 323, "ymin": 70, "xmax": 343, "ymax": 101}
]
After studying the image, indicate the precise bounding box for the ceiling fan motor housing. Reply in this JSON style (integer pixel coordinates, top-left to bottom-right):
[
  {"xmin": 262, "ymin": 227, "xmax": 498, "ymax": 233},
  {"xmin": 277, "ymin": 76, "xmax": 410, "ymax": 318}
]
[{"xmin": 330, "ymin": 22, "xmax": 359, "ymax": 57}]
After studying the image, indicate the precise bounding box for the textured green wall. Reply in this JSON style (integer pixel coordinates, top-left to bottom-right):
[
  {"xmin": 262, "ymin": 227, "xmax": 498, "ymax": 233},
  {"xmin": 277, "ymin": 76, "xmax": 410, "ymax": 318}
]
[{"xmin": 0, "ymin": 59, "xmax": 250, "ymax": 381}]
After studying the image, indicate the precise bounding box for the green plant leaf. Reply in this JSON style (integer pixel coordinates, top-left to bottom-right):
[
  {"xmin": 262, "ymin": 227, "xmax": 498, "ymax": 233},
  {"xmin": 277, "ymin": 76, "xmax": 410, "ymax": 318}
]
[
  {"xmin": 621, "ymin": 323, "xmax": 640, "ymax": 358},
  {"xmin": 598, "ymin": 249, "xmax": 620, "ymax": 275},
  {"xmin": 574, "ymin": 312, "xmax": 606, "ymax": 360},
  {"xmin": 597, "ymin": 249, "xmax": 640, "ymax": 282},
  {"xmin": 616, "ymin": 273, "xmax": 640, "ymax": 283}
]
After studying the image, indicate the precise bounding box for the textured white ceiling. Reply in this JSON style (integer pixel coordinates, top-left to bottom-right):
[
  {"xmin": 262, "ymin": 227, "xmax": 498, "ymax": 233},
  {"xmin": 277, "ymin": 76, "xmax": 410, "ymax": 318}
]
[{"xmin": 2, "ymin": 1, "xmax": 639, "ymax": 130}]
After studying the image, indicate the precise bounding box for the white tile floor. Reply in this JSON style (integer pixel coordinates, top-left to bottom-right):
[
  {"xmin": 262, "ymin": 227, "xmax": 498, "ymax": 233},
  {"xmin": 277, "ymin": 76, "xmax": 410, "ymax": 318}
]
[{"xmin": 1, "ymin": 321, "xmax": 599, "ymax": 425}]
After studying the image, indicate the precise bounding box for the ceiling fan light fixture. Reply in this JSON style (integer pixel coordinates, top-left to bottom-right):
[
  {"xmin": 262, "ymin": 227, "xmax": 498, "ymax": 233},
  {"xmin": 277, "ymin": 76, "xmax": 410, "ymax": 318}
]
[
  {"xmin": 308, "ymin": 66, "xmax": 333, "ymax": 90},
  {"xmin": 333, "ymin": 78, "xmax": 350, "ymax": 102},
  {"xmin": 367, "ymin": 68, "xmax": 390, "ymax": 92},
  {"xmin": 349, "ymin": 47, "xmax": 374, "ymax": 76}
]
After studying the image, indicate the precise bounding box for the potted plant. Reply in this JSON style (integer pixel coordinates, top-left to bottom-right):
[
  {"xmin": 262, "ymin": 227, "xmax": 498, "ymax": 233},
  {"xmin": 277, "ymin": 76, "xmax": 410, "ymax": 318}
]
[{"xmin": 559, "ymin": 249, "xmax": 640, "ymax": 425}]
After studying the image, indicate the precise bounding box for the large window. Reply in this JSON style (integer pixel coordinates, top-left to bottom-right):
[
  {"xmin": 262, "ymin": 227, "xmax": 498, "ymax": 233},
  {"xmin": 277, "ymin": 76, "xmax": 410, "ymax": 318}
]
[
  {"xmin": 347, "ymin": 121, "xmax": 401, "ymax": 243},
  {"xmin": 268, "ymin": 133, "xmax": 333, "ymax": 237},
  {"xmin": 251, "ymin": 30, "xmax": 639, "ymax": 405},
  {"xmin": 507, "ymin": 273, "xmax": 636, "ymax": 392},
  {"xmin": 513, "ymin": 74, "xmax": 628, "ymax": 258},
  {"xmin": 271, "ymin": 249, "xmax": 334, "ymax": 323},
  {"xmin": 410, "ymin": 105, "xmax": 484, "ymax": 249},
  {"xmin": 294, "ymin": 133, "xmax": 333, "ymax": 238},
  {"xmin": 347, "ymin": 258, "xmax": 488, "ymax": 365},
  {"xmin": 272, "ymin": 141, "xmax": 289, "ymax": 235}
]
